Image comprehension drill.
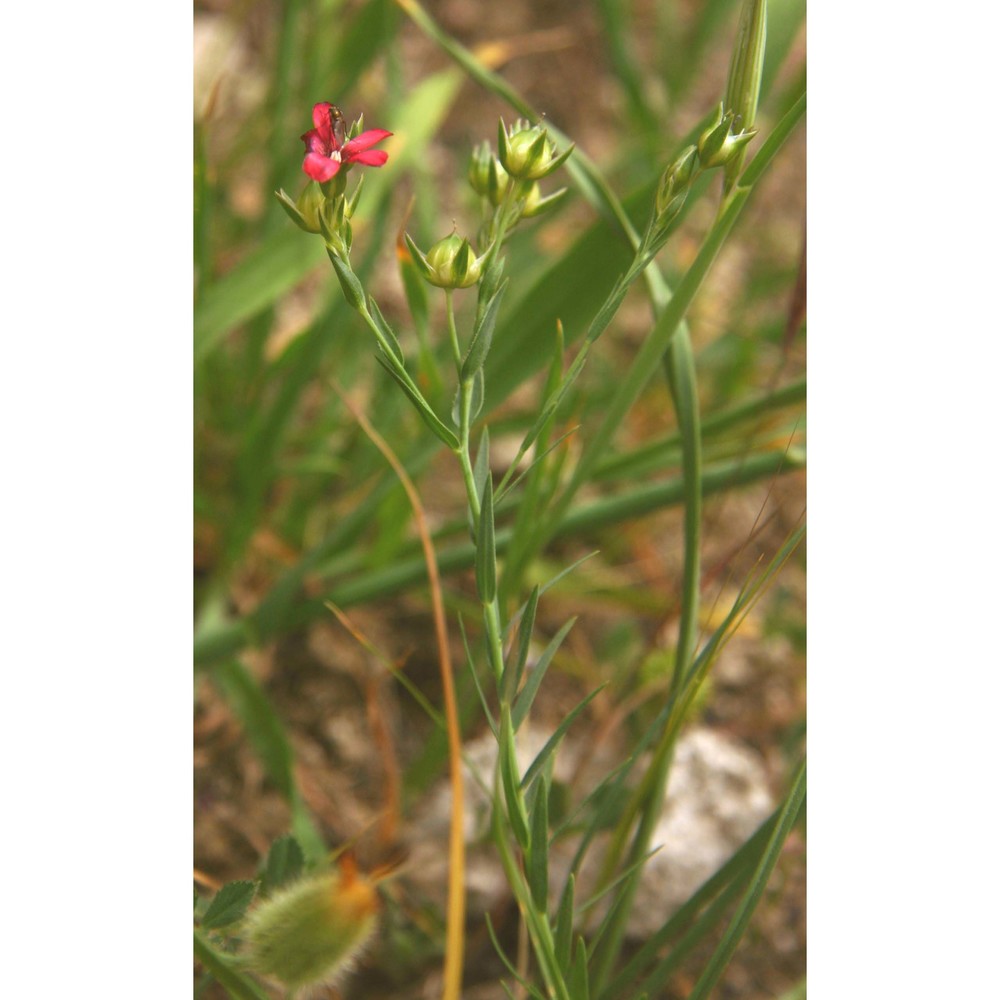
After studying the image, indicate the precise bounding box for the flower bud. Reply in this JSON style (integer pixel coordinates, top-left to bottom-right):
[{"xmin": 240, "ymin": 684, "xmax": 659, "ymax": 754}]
[
  {"xmin": 275, "ymin": 187, "xmax": 318, "ymax": 234},
  {"xmin": 696, "ymin": 104, "xmax": 757, "ymax": 170},
  {"xmin": 468, "ymin": 142, "xmax": 506, "ymax": 202},
  {"xmin": 520, "ymin": 182, "xmax": 568, "ymax": 219},
  {"xmin": 294, "ymin": 182, "xmax": 325, "ymax": 233},
  {"xmin": 655, "ymin": 145, "xmax": 698, "ymax": 217},
  {"xmin": 497, "ymin": 118, "xmax": 573, "ymax": 181},
  {"xmin": 405, "ymin": 232, "xmax": 487, "ymax": 289},
  {"xmin": 243, "ymin": 859, "xmax": 378, "ymax": 995}
]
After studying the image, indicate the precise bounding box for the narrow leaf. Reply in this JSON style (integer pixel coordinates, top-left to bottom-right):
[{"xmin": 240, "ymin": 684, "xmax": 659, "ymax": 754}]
[
  {"xmin": 527, "ymin": 774, "xmax": 550, "ymax": 913},
  {"xmin": 459, "ymin": 616, "xmax": 497, "ymax": 736},
  {"xmin": 569, "ymin": 936, "xmax": 590, "ymax": 1000},
  {"xmin": 375, "ymin": 354, "xmax": 460, "ymax": 449},
  {"xmin": 475, "ymin": 472, "xmax": 497, "ymax": 604},
  {"xmin": 367, "ymin": 295, "xmax": 405, "ymax": 363},
  {"xmin": 499, "ymin": 705, "xmax": 530, "ymax": 849},
  {"xmin": 686, "ymin": 758, "xmax": 807, "ymax": 1000},
  {"xmin": 521, "ymin": 685, "xmax": 605, "ymax": 790},
  {"xmin": 503, "ymin": 584, "xmax": 539, "ymax": 703},
  {"xmin": 484, "ymin": 913, "xmax": 547, "ymax": 998},
  {"xmin": 477, "ymin": 255, "xmax": 506, "ymax": 326},
  {"xmin": 462, "ymin": 278, "xmax": 508, "ymax": 378},
  {"xmin": 473, "ymin": 428, "xmax": 491, "ymax": 513},
  {"xmin": 554, "ymin": 873, "xmax": 576, "ymax": 973},
  {"xmin": 601, "ymin": 810, "xmax": 782, "ymax": 999},
  {"xmin": 512, "ymin": 617, "xmax": 577, "ymax": 730},
  {"xmin": 327, "ymin": 249, "xmax": 365, "ymax": 311}
]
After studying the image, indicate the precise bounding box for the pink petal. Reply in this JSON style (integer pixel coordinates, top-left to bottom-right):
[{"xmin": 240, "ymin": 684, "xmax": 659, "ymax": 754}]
[
  {"xmin": 312, "ymin": 102, "xmax": 333, "ymax": 131},
  {"xmin": 301, "ymin": 128, "xmax": 326, "ymax": 154},
  {"xmin": 303, "ymin": 152, "xmax": 341, "ymax": 183},
  {"xmin": 346, "ymin": 149, "xmax": 389, "ymax": 167},
  {"xmin": 343, "ymin": 129, "xmax": 392, "ymax": 154}
]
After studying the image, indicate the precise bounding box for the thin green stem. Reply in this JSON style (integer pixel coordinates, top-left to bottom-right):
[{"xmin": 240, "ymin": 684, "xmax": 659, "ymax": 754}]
[{"xmin": 445, "ymin": 289, "xmax": 462, "ymax": 367}]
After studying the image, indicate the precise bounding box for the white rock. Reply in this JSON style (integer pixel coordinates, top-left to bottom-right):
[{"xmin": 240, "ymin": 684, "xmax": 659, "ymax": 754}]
[{"xmin": 405, "ymin": 725, "xmax": 773, "ymax": 937}]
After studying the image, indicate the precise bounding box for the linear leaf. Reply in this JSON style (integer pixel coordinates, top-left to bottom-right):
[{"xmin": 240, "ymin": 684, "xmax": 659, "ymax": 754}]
[
  {"xmin": 499, "ymin": 706, "xmax": 530, "ymax": 849},
  {"xmin": 458, "ymin": 616, "xmax": 497, "ymax": 737},
  {"xmin": 512, "ymin": 617, "xmax": 576, "ymax": 731},
  {"xmin": 554, "ymin": 873, "xmax": 576, "ymax": 974},
  {"xmin": 503, "ymin": 584, "xmax": 538, "ymax": 703},
  {"xmin": 521, "ymin": 685, "xmax": 605, "ymax": 791},
  {"xmin": 375, "ymin": 354, "xmax": 460, "ymax": 449},
  {"xmin": 475, "ymin": 473, "xmax": 497, "ymax": 604},
  {"xmin": 462, "ymin": 278, "xmax": 508, "ymax": 378},
  {"xmin": 527, "ymin": 774, "xmax": 550, "ymax": 913},
  {"xmin": 569, "ymin": 936, "xmax": 590, "ymax": 1000},
  {"xmin": 686, "ymin": 758, "xmax": 807, "ymax": 1000}
]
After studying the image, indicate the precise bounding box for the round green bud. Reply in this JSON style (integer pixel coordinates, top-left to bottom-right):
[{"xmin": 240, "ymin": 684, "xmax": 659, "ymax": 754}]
[{"xmin": 424, "ymin": 233, "xmax": 482, "ymax": 289}]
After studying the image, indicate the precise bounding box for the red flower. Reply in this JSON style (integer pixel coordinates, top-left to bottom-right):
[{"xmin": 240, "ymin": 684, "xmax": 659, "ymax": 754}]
[{"xmin": 301, "ymin": 103, "xmax": 392, "ymax": 183}]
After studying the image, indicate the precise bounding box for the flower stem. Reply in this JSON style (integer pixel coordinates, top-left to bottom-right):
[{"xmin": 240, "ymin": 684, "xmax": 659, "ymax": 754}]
[{"xmin": 445, "ymin": 290, "xmax": 462, "ymax": 368}]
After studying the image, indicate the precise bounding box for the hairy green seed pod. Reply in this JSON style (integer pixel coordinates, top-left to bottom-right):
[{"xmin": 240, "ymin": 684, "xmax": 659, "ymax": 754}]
[{"xmin": 243, "ymin": 858, "xmax": 378, "ymax": 996}]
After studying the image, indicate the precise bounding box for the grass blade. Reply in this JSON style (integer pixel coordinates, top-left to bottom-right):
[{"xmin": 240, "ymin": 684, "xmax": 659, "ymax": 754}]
[{"xmin": 686, "ymin": 757, "xmax": 806, "ymax": 1000}]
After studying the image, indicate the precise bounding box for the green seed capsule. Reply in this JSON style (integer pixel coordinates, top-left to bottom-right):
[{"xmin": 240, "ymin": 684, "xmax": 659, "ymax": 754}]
[{"xmin": 243, "ymin": 858, "xmax": 378, "ymax": 996}]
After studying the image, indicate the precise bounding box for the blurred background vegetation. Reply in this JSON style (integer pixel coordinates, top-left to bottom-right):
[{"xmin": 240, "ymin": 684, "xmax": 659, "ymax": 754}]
[{"xmin": 194, "ymin": 0, "xmax": 805, "ymax": 996}]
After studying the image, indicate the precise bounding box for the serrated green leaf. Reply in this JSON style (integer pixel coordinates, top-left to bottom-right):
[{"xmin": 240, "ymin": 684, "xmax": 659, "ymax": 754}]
[
  {"xmin": 475, "ymin": 472, "xmax": 497, "ymax": 604},
  {"xmin": 263, "ymin": 835, "xmax": 304, "ymax": 894},
  {"xmin": 512, "ymin": 617, "xmax": 576, "ymax": 730},
  {"xmin": 201, "ymin": 880, "xmax": 257, "ymax": 930}
]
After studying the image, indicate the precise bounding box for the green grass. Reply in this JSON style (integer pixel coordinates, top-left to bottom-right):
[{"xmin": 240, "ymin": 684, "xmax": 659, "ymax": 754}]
[{"xmin": 194, "ymin": 0, "xmax": 805, "ymax": 996}]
